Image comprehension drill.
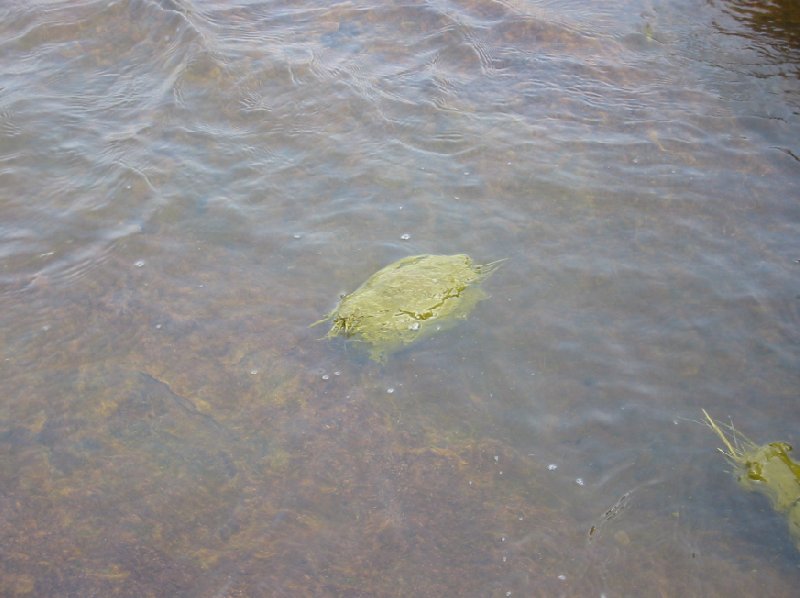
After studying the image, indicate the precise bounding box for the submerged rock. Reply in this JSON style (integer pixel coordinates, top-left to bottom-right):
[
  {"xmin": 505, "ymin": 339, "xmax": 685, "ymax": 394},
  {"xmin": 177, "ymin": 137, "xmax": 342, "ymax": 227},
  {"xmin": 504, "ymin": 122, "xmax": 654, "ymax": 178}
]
[
  {"xmin": 313, "ymin": 254, "xmax": 504, "ymax": 362},
  {"xmin": 703, "ymin": 409, "xmax": 800, "ymax": 551}
]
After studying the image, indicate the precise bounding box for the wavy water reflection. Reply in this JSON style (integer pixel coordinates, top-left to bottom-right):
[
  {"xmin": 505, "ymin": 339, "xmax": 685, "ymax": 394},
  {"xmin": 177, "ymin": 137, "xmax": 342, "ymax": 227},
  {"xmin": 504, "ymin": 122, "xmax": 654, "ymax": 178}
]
[
  {"xmin": 720, "ymin": 0, "xmax": 800, "ymax": 54},
  {"xmin": 1, "ymin": 0, "xmax": 799, "ymax": 595}
]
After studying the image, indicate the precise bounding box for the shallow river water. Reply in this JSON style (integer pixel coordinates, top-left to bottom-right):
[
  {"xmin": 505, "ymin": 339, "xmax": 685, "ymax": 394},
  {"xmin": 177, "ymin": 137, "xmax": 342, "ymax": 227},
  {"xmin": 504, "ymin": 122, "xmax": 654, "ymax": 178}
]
[{"xmin": 1, "ymin": 0, "xmax": 799, "ymax": 596}]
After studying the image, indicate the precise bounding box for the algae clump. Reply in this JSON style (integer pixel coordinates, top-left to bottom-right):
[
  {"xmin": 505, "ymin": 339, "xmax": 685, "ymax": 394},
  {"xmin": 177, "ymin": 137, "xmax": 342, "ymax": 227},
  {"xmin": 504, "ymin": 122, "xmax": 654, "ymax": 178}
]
[
  {"xmin": 313, "ymin": 254, "xmax": 504, "ymax": 362},
  {"xmin": 703, "ymin": 409, "xmax": 800, "ymax": 551}
]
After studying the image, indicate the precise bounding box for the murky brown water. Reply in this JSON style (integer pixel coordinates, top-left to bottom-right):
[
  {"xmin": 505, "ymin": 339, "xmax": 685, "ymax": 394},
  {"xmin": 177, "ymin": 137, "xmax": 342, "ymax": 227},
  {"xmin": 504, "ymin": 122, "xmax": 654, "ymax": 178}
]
[{"xmin": 1, "ymin": 0, "xmax": 799, "ymax": 595}]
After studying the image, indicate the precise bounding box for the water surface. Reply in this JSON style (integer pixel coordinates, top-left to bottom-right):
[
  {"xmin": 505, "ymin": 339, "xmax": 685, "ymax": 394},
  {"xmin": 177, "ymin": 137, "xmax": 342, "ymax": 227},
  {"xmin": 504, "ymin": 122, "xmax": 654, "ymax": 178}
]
[{"xmin": 1, "ymin": 0, "xmax": 799, "ymax": 595}]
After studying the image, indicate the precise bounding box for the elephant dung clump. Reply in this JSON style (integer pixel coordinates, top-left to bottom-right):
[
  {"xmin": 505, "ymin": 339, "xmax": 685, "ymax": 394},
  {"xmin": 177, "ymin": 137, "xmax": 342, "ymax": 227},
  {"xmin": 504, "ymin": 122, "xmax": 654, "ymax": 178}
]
[
  {"xmin": 313, "ymin": 254, "xmax": 504, "ymax": 362},
  {"xmin": 703, "ymin": 409, "xmax": 800, "ymax": 551}
]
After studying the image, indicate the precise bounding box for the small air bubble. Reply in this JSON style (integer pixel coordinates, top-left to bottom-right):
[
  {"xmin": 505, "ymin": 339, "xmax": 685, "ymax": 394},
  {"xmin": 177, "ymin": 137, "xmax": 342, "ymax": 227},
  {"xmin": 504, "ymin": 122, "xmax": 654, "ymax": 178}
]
[
  {"xmin": 493, "ymin": 455, "xmax": 500, "ymax": 463},
  {"xmin": 386, "ymin": 387, "xmax": 395, "ymax": 394},
  {"xmin": 576, "ymin": 478, "xmax": 584, "ymax": 486},
  {"xmin": 125, "ymin": 184, "xmax": 132, "ymax": 190},
  {"xmin": 547, "ymin": 464, "xmax": 558, "ymax": 471},
  {"xmin": 333, "ymin": 371, "xmax": 341, "ymax": 376},
  {"xmin": 292, "ymin": 233, "xmax": 303, "ymax": 239},
  {"xmin": 134, "ymin": 260, "xmax": 145, "ymax": 268},
  {"xmin": 250, "ymin": 369, "xmax": 258, "ymax": 375},
  {"xmin": 557, "ymin": 575, "xmax": 566, "ymax": 581},
  {"xmin": 321, "ymin": 374, "xmax": 330, "ymax": 380},
  {"xmin": 155, "ymin": 323, "xmax": 162, "ymax": 329},
  {"xmin": 400, "ymin": 233, "xmax": 411, "ymax": 241}
]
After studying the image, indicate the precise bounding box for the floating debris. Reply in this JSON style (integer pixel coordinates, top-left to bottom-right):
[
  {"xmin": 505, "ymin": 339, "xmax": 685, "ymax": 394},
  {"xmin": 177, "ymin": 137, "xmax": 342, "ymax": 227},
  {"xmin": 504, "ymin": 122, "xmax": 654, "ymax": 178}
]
[
  {"xmin": 588, "ymin": 491, "xmax": 632, "ymax": 541},
  {"xmin": 703, "ymin": 409, "xmax": 800, "ymax": 551},
  {"xmin": 312, "ymin": 254, "xmax": 504, "ymax": 362}
]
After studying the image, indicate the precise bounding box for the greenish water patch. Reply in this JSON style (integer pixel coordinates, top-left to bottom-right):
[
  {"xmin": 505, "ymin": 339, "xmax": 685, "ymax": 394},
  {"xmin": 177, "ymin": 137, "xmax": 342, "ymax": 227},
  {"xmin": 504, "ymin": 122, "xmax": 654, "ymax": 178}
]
[
  {"xmin": 313, "ymin": 254, "xmax": 503, "ymax": 362},
  {"xmin": 704, "ymin": 410, "xmax": 800, "ymax": 551}
]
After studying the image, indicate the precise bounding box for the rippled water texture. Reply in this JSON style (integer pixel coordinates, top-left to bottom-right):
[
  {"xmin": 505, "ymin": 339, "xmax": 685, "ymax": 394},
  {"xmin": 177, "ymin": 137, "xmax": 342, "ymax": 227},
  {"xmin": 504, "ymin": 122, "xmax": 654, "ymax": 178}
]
[{"xmin": 1, "ymin": 0, "xmax": 799, "ymax": 595}]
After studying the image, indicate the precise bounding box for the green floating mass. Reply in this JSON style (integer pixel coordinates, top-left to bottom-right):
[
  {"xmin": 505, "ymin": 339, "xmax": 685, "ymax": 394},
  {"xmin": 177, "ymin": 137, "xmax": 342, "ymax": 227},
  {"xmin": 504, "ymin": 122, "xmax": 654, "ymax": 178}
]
[
  {"xmin": 703, "ymin": 409, "xmax": 800, "ymax": 551},
  {"xmin": 313, "ymin": 254, "xmax": 504, "ymax": 362}
]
